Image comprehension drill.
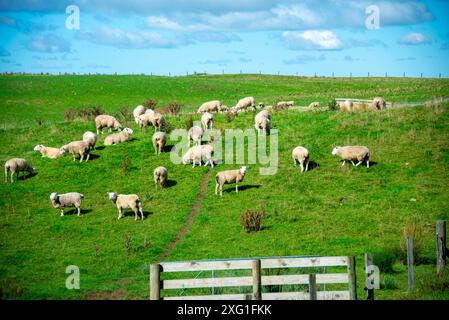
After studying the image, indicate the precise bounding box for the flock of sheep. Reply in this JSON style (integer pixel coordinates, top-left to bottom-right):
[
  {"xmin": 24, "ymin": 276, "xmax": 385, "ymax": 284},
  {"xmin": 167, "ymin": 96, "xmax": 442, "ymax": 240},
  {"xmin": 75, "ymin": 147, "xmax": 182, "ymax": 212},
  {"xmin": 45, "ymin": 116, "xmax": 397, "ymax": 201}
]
[{"xmin": 4, "ymin": 95, "xmax": 382, "ymax": 220}]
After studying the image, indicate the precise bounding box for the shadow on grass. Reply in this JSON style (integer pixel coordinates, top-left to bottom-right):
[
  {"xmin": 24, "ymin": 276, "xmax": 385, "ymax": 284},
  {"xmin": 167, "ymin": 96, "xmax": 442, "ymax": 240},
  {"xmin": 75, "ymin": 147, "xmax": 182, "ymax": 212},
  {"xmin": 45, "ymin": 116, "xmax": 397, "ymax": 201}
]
[
  {"xmin": 121, "ymin": 210, "xmax": 152, "ymax": 219},
  {"xmin": 17, "ymin": 172, "xmax": 38, "ymax": 181},
  {"xmin": 164, "ymin": 179, "xmax": 177, "ymax": 188},
  {"xmin": 94, "ymin": 146, "xmax": 106, "ymax": 151},
  {"xmin": 223, "ymin": 184, "xmax": 261, "ymax": 193},
  {"xmin": 163, "ymin": 144, "xmax": 175, "ymax": 152},
  {"xmin": 63, "ymin": 208, "xmax": 92, "ymax": 216},
  {"xmin": 339, "ymin": 160, "xmax": 378, "ymax": 168}
]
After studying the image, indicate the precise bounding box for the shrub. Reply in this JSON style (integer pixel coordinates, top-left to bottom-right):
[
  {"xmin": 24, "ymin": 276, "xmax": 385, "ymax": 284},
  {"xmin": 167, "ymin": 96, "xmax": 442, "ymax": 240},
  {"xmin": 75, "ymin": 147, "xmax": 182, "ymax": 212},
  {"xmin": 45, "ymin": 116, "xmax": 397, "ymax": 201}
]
[
  {"xmin": 184, "ymin": 116, "xmax": 194, "ymax": 130},
  {"xmin": 381, "ymin": 276, "xmax": 398, "ymax": 290},
  {"xmin": 115, "ymin": 106, "xmax": 132, "ymax": 127},
  {"xmin": 328, "ymin": 98, "xmax": 338, "ymax": 111},
  {"xmin": 161, "ymin": 120, "xmax": 173, "ymax": 134},
  {"xmin": 225, "ymin": 111, "xmax": 235, "ymax": 123},
  {"xmin": 240, "ymin": 209, "xmax": 265, "ymax": 233},
  {"xmin": 400, "ymin": 222, "xmax": 425, "ymax": 263},
  {"xmin": 64, "ymin": 108, "xmax": 78, "ymax": 121},
  {"xmin": 0, "ymin": 276, "xmax": 25, "ymax": 299},
  {"xmin": 167, "ymin": 103, "xmax": 182, "ymax": 117},
  {"xmin": 143, "ymin": 99, "xmax": 156, "ymax": 110},
  {"xmin": 372, "ymin": 248, "xmax": 399, "ymax": 274}
]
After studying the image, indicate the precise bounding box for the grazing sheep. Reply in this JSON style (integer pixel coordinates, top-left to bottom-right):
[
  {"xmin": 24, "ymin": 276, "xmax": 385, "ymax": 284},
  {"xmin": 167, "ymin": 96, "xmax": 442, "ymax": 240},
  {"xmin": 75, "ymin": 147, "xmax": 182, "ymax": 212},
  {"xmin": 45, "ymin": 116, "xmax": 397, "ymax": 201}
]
[
  {"xmin": 49, "ymin": 192, "xmax": 84, "ymax": 217},
  {"xmin": 182, "ymin": 145, "xmax": 214, "ymax": 168},
  {"xmin": 152, "ymin": 132, "xmax": 166, "ymax": 155},
  {"xmin": 33, "ymin": 145, "xmax": 65, "ymax": 159},
  {"xmin": 254, "ymin": 110, "xmax": 271, "ymax": 135},
  {"xmin": 108, "ymin": 192, "xmax": 144, "ymax": 221},
  {"xmin": 332, "ymin": 146, "xmax": 370, "ymax": 168},
  {"xmin": 197, "ymin": 100, "xmax": 222, "ymax": 113},
  {"xmin": 188, "ymin": 126, "xmax": 204, "ymax": 146},
  {"xmin": 133, "ymin": 105, "xmax": 146, "ymax": 124},
  {"xmin": 201, "ymin": 112, "xmax": 214, "ymax": 130},
  {"xmin": 60, "ymin": 141, "xmax": 91, "ymax": 162},
  {"xmin": 372, "ymin": 97, "xmax": 386, "ymax": 110},
  {"xmin": 232, "ymin": 96, "xmax": 256, "ymax": 113},
  {"xmin": 104, "ymin": 128, "xmax": 133, "ymax": 146},
  {"xmin": 144, "ymin": 108, "xmax": 155, "ymax": 116},
  {"xmin": 309, "ymin": 102, "xmax": 320, "ymax": 108},
  {"xmin": 82, "ymin": 131, "xmax": 98, "ymax": 150},
  {"xmin": 338, "ymin": 100, "xmax": 353, "ymax": 112},
  {"xmin": 4, "ymin": 158, "xmax": 35, "ymax": 183},
  {"xmin": 292, "ymin": 146, "xmax": 310, "ymax": 173},
  {"xmin": 215, "ymin": 166, "xmax": 248, "ymax": 197},
  {"xmin": 153, "ymin": 166, "xmax": 168, "ymax": 189},
  {"xmin": 137, "ymin": 112, "xmax": 165, "ymax": 132},
  {"xmin": 276, "ymin": 101, "xmax": 294, "ymax": 109},
  {"xmin": 95, "ymin": 115, "xmax": 123, "ymax": 134}
]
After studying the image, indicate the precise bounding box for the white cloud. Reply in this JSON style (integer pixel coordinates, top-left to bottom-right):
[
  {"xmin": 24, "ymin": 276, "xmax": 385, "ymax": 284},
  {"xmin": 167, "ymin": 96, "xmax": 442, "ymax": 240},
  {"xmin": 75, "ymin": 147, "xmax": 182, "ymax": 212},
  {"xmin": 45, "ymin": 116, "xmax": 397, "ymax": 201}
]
[
  {"xmin": 398, "ymin": 32, "xmax": 431, "ymax": 45},
  {"xmin": 26, "ymin": 34, "xmax": 70, "ymax": 53},
  {"xmin": 191, "ymin": 32, "xmax": 242, "ymax": 43},
  {"xmin": 282, "ymin": 30, "xmax": 342, "ymax": 50}
]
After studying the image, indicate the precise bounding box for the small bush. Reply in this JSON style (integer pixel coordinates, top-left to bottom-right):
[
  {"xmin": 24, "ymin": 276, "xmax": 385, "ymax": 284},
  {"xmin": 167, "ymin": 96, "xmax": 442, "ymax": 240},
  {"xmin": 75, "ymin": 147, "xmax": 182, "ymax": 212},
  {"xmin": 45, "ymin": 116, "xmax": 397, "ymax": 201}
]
[
  {"xmin": 0, "ymin": 276, "xmax": 25, "ymax": 299},
  {"xmin": 373, "ymin": 248, "xmax": 398, "ymax": 274},
  {"xmin": 184, "ymin": 116, "xmax": 194, "ymax": 130},
  {"xmin": 121, "ymin": 156, "xmax": 131, "ymax": 175},
  {"xmin": 167, "ymin": 103, "xmax": 182, "ymax": 117},
  {"xmin": 328, "ymin": 98, "xmax": 338, "ymax": 111},
  {"xmin": 240, "ymin": 209, "xmax": 265, "ymax": 233},
  {"xmin": 115, "ymin": 106, "xmax": 132, "ymax": 127},
  {"xmin": 381, "ymin": 275, "xmax": 398, "ymax": 290},
  {"xmin": 400, "ymin": 222, "xmax": 425, "ymax": 263},
  {"xmin": 123, "ymin": 232, "xmax": 132, "ymax": 255},
  {"xmin": 161, "ymin": 121, "xmax": 173, "ymax": 134},
  {"xmin": 143, "ymin": 99, "xmax": 156, "ymax": 110},
  {"xmin": 225, "ymin": 111, "xmax": 235, "ymax": 123},
  {"xmin": 64, "ymin": 108, "xmax": 78, "ymax": 121}
]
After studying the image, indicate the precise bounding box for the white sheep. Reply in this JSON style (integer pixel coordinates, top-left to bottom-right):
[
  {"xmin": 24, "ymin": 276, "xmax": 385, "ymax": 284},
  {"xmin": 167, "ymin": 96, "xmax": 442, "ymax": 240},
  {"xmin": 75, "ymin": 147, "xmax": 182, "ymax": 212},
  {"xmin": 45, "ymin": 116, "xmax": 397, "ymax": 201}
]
[
  {"xmin": 154, "ymin": 166, "xmax": 168, "ymax": 189},
  {"xmin": 33, "ymin": 145, "xmax": 65, "ymax": 159},
  {"xmin": 60, "ymin": 141, "xmax": 91, "ymax": 162},
  {"xmin": 372, "ymin": 97, "xmax": 386, "ymax": 110},
  {"xmin": 338, "ymin": 100, "xmax": 353, "ymax": 112},
  {"xmin": 215, "ymin": 166, "xmax": 248, "ymax": 197},
  {"xmin": 309, "ymin": 102, "xmax": 320, "ymax": 108},
  {"xmin": 50, "ymin": 192, "xmax": 84, "ymax": 217},
  {"xmin": 201, "ymin": 112, "xmax": 214, "ymax": 130},
  {"xmin": 188, "ymin": 125, "xmax": 204, "ymax": 146},
  {"xmin": 276, "ymin": 101, "xmax": 294, "ymax": 109},
  {"xmin": 82, "ymin": 131, "xmax": 98, "ymax": 150},
  {"xmin": 133, "ymin": 105, "xmax": 146, "ymax": 124},
  {"xmin": 95, "ymin": 115, "xmax": 123, "ymax": 134},
  {"xmin": 292, "ymin": 146, "xmax": 310, "ymax": 172},
  {"xmin": 4, "ymin": 158, "xmax": 35, "ymax": 183},
  {"xmin": 254, "ymin": 110, "xmax": 271, "ymax": 135},
  {"xmin": 108, "ymin": 192, "xmax": 144, "ymax": 221},
  {"xmin": 137, "ymin": 112, "xmax": 165, "ymax": 132},
  {"xmin": 233, "ymin": 96, "xmax": 256, "ymax": 113},
  {"xmin": 197, "ymin": 100, "xmax": 222, "ymax": 113},
  {"xmin": 104, "ymin": 128, "xmax": 133, "ymax": 146},
  {"xmin": 152, "ymin": 132, "xmax": 166, "ymax": 155},
  {"xmin": 332, "ymin": 146, "xmax": 370, "ymax": 168},
  {"xmin": 182, "ymin": 145, "xmax": 214, "ymax": 168}
]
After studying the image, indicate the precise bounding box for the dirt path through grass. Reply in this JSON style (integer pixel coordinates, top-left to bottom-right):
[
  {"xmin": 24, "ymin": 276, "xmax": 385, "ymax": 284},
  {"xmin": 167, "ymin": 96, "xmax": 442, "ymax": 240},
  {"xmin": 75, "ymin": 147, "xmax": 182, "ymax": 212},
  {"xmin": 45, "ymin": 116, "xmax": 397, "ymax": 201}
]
[{"xmin": 159, "ymin": 169, "xmax": 212, "ymax": 260}]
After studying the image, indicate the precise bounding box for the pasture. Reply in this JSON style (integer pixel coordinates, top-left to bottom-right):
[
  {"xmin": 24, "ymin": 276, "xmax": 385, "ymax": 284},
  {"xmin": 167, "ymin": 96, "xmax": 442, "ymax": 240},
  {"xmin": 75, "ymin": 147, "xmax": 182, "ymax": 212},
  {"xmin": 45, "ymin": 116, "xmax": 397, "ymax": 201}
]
[{"xmin": 0, "ymin": 74, "xmax": 448, "ymax": 300}]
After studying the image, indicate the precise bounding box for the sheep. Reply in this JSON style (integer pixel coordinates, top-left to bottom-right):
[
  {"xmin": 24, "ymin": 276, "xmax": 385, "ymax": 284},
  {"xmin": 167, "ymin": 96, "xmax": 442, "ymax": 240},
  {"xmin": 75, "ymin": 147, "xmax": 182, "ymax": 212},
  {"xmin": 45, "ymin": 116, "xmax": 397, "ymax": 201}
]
[
  {"xmin": 49, "ymin": 192, "xmax": 84, "ymax": 217},
  {"xmin": 276, "ymin": 101, "xmax": 294, "ymax": 109},
  {"xmin": 182, "ymin": 144, "xmax": 214, "ymax": 168},
  {"xmin": 188, "ymin": 125, "xmax": 204, "ymax": 146},
  {"xmin": 137, "ymin": 112, "xmax": 165, "ymax": 132},
  {"xmin": 338, "ymin": 100, "xmax": 353, "ymax": 112},
  {"xmin": 133, "ymin": 105, "xmax": 146, "ymax": 124},
  {"xmin": 153, "ymin": 166, "xmax": 168, "ymax": 189},
  {"xmin": 215, "ymin": 166, "xmax": 248, "ymax": 197},
  {"xmin": 95, "ymin": 115, "xmax": 122, "ymax": 134},
  {"xmin": 233, "ymin": 96, "xmax": 256, "ymax": 113},
  {"xmin": 82, "ymin": 131, "xmax": 98, "ymax": 150},
  {"xmin": 60, "ymin": 141, "xmax": 91, "ymax": 162},
  {"xmin": 292, "ymin": 146, "xmax": 310, "ymax": 172},
  {"xmin": 152, "ymin": 132, "xmax": 166, "ymax": 155},
  {"xmin": 372, "ymin": 97, "xmax": 386, "ymax": 110},
  {"xmin": 104, "ymin": 128, "xmax": 133, "ymax": 146},
  {"xmin": 4, "ymin": 158, "xmax": 35, "ymax": 183},
  {"xmin": 197, "ymin": 100, "xmax": 222, "ymax": 113},
  {"xmin": 332, "ymin": 146, "xmax": 370, "ymax": 168},
  {"xmin": 33, "ymin": 145, "xmax": 65, "ymax": 159},
  {"xmin": 254, "ymin": 110, "xmax": 271, "ymax": 135},
  {"xmin": 107, "ymin": 192, "xmax": 144, "ymax": 221},
  {"xmin": 309, "ymin": 102, "xmax": 320, "ymax": 108},
  {"xmin": 201, "ymin": 112, "xmax": 214, "ymax": 130}
]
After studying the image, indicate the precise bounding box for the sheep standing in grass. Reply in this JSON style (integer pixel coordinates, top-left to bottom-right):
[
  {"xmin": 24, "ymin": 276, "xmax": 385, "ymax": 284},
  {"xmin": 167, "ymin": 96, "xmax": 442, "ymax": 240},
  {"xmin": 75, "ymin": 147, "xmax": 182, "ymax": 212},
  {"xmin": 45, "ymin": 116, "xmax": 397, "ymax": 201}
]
[
  {"xmin": 309, "ymin": 102, "xmax": 320, "ymax": 108},
  {"xmin": 182, "ymin": 145, "xmax": 214, "ymax": 168},
  {"xmin": 201, "ymin": 112, "xmax": 214, "ymax": 130},
  {"xmin": 4, "ymin": 158, "xmax": 35, "ymax": 183},
  {"xmin": 338, "ymin": 100, "xmax": 353, "ymax": 112},
  {"xmin": 104, "ymin": 128, "xmax": 133, "ymax": 146},
  {"xmin": 138, "ymin": 112, "xmax": 165, "ymax": 132},
  {"xmin": 372, "ymin": 97, "xmax": 386, "ymax": 110},
  {"xmin": 82, "ymin": 131, "xmax": 98, "ymax": 150},
  {"xmin": 152, "ymin": 132, "xmax": 166, "ymax": 155},
  {"xmin": 108, "ymin": 192, "xmax": 144, "ymax": 221},
  {"xmin": 233, "ymin": 97, "xmax": 256, "ymax": 113},
  {"xmin": 197, "ymin": 100, "xmax": 222, "ymax": 113},
  {"xmin": 215, "ymin": 166, "xmax": 248, "ymax": 197},
  {"xmin": 254, "ymin": 110, "xmax": 271, "ymax": 135},
  {"xmin": 95, "ymin": 115, "xmax": 123, "ymax": 134},
  {"xmin": 154, "ymin": 166, "xmax": 168, "ymax": 189},
  {"xmin": 276, "ymin": 101, "xmax": 294, "ymax": 109},
  {"xmin": 332, "ymin": 146, "xmax": 370, "ymax": 168},
  {"xmin": 60, "ymin": 141, "xmax": 91, "ymax": 162},
  {"xmin": 50, "ymin": 192, "xmax": 84, "ymax": 217},
  {"xmin": 292, "ymin": 146, "xmax": 310, "ymax": 172},
  {"xmin": 188, "ymin": 126, "xmax": 204, "ymax": 146},
  {"xmin": 133, "ymin": 105, "xmax": 146, "ymax": 124},
  {"xmin": 33, "ymin": 145, "xmax": 65, "ymax": 158}
]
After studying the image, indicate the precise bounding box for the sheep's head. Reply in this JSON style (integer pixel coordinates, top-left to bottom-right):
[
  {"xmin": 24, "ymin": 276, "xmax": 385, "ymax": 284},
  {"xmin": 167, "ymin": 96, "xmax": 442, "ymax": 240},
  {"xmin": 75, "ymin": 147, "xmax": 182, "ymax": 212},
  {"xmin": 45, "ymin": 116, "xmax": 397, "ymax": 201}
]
[
  {"xmin": 49, "ymin": 192, "xmax": 58, "ymax": 201},
  {"xmin": 240, "ymin": 166, "xmax": 248, "ymax": 175},
  {"xmin": 332, "ymin": 147, "xmax": 340, "ymax": 156},
  {"xmin": 33, "ymin": 144, "xmax": 44, "ymax": 151},
  {"xmin": 123, "ymin": 128, "xmax": 133, "ymax": 134},
  {"xmin": 60, "ymin": 145, "xmax": 68, "ymax": 153},
  {"xmin": 108, "ymin": 192, "xmax": 117, "ymax": 201}
]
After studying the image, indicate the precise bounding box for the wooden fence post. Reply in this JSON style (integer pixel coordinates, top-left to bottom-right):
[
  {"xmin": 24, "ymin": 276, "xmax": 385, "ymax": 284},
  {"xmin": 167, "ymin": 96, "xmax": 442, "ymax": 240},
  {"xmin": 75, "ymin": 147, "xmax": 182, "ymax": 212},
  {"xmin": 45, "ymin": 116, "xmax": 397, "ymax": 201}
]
[
  {"xmin": 436, "ymin": 220, "xmax": 447, "ymax": 274},
  {"xmin": 252, "ymin": 260, "xmax": 262, "ymax": 300},
  {"xmin": 309, "ymin": 274, "xmax": 317, "ymax": 300},
  {"xmin": 406, "ymin": 236, "xmax": 414, "ymax": 290},
  {"xmin": 347, "ymin": 256, "xmax": 357, "ymax": 300},
  {"xmin": 364, "ymin": 253, "xmax": 374, "ymax": 300},
  {"xmin": 150, "ymin": 263, "xmax": 161, "ymax": 300}
]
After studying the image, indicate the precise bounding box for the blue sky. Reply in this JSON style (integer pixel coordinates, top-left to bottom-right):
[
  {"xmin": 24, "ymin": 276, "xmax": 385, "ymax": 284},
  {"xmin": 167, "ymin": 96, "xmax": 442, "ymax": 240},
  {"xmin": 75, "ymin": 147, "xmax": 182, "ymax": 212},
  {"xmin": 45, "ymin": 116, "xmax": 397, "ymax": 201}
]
[{"xmin": 0, "ymin": 0, "xmax": 448, "ymax": 76}]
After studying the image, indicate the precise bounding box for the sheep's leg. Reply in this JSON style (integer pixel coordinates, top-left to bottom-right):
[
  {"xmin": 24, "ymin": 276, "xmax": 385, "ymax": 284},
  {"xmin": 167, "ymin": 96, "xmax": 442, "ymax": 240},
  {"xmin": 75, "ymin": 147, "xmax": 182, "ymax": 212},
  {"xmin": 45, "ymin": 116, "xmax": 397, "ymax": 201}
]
[
  {"xmin": 341, "ymin": 161, "xmax": 346, "ymax": 167},
  {"xmin": 133, "ymin": 209, "xmax": 138, "ymax": 221},
  {"xmin": 86, "ymin": 153, "xmax": 90, "ymax": 162},
  {"xmin": 215, "ymin": 183, "xmax": 219, "ymax": 195},
  {"xmin": 139, "ymin": 207, "xmax": 144, "ymax": 220},
  {"xmin": 117, "ymin": 208, "xmax": 123, "ymax": 220},
  {"xmin": 292, "ymin": 157, "xmax": 296, "ymax": 166},
  {"xmin": 10, "ymin": 170, "xmax": 15, "ymax": 183},
  {"xmin": 351, "ymin": 160, "xmax": 356, "ymax": 166},
  {"xmin": 60, "ymin": 208, "xmax": 64, "ymax": 217},
  {"xmin": 79, "ymin": 154, "xmax": 84, "ymax": 163},
  {"xmin": 77, "ymin": 206, "xmax": 81, "ymax": 217},
  {"xmin": 367, "ymin": 161, "xmax": 370, "ymax": 168},
  {"xmin": 220, "ymin": 185, "xmax": 223, "ymax": 197},
  {"xmin": 235, "ymin": 183, "xmax": 238, "ymax": 193},
  {"xmin": 355, "ymin": 161, "xmax": 362, "ymax": 167},
  {"xmin": 305, "ymin": 162, "xmax": 309, "ymax": 172},
  {"xmin": 300, "ymin": 163, "xmax": 304, "ymax": 173}
]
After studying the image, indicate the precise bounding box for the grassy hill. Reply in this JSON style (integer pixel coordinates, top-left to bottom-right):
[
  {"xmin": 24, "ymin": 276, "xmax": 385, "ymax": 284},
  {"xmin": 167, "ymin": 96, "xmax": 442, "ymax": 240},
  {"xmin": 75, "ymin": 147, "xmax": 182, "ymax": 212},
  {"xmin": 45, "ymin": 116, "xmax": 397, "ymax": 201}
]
[{"xmin": 0, "ymin": 74, "xmax": 448, "ymax": 300}]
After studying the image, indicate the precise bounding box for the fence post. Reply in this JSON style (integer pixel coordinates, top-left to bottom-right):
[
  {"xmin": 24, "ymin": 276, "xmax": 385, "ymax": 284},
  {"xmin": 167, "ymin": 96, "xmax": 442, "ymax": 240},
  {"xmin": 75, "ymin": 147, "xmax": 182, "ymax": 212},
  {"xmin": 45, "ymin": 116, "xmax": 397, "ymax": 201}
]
[
  {"xmin": 347, "ymin": 256, "xmax": 357, "ymax": 300},
  {"xmin": 407, "ymin": 236, "xmax": 414, "ymax": 290},
  {"xmin": 364, "ymin": 253, "xmax": 374, "ymax": 300},
  {"xmin": 252, "ymin": 259, "xmax": 262, "ymax": 300},
  {"xmin": 150, "ymin": 263, "xmax": 161, "ymax": 300},
  {"xmin": 309, "ymin": 274, "xmax": 317, "ymax": 300},
  {"xmin": 436, "ymin": 220, "xmax": 447, "ymax": 274}
]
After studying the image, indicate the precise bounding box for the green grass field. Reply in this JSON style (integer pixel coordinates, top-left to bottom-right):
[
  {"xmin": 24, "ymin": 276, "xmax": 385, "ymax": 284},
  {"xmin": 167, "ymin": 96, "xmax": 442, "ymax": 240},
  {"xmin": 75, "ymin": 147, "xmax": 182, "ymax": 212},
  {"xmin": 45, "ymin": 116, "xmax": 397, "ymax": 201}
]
[{"xmin": 0, "ymin": 74, "xmax": 448, "ymax": 300}]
